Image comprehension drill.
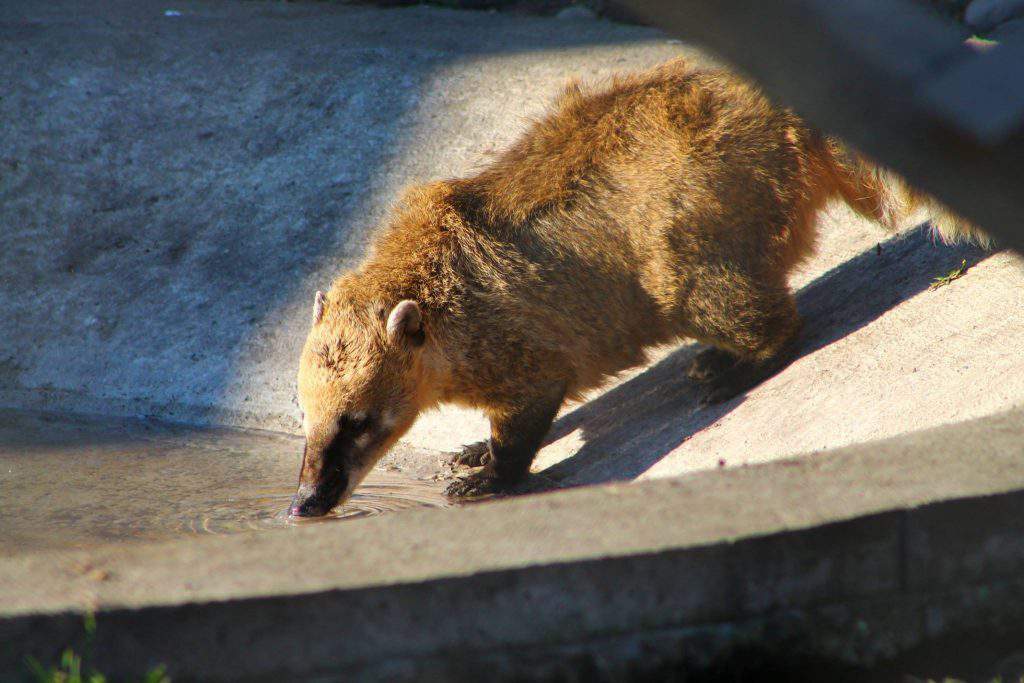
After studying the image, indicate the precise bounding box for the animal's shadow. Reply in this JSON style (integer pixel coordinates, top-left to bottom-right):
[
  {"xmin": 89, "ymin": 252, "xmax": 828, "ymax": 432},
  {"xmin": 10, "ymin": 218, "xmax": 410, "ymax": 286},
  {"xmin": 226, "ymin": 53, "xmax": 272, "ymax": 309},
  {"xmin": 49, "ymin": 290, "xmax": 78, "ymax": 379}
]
[{"xmin": 533, "ymin": 227, "xmax": 990, "ymax": 489}]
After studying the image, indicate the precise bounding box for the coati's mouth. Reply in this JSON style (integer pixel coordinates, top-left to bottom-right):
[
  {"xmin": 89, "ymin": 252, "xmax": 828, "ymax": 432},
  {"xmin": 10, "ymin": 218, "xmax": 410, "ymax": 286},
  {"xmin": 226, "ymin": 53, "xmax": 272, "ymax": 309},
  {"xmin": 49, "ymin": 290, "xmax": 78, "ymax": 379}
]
[{"xmin": 288, "ymin": 473, "xmax": 347, "ymax": 517}]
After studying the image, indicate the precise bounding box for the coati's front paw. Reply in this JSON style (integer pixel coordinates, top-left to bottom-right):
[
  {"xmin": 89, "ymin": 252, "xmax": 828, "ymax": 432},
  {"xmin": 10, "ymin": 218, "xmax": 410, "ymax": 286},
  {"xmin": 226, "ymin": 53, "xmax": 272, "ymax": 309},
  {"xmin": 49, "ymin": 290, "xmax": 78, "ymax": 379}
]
[
  {"xmin": 445, "ymin": 470, "xmax": 506, "ymax": 498},
  {"xmin": 444, "ymin": 441, "xmax": 491, "ymax": 470},
  {"xmin": 687, "ymin": 347, "xmax": 737, "ymax": 384}
]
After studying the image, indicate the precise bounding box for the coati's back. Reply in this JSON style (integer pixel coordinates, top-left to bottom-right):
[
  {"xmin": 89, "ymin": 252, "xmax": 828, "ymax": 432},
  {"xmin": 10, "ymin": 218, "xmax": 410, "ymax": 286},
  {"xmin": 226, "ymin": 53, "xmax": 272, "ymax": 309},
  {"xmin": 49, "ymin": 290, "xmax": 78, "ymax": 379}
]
[{"xmin": 449, "ymin": 60, "xmax": 832, "ymax": 391}]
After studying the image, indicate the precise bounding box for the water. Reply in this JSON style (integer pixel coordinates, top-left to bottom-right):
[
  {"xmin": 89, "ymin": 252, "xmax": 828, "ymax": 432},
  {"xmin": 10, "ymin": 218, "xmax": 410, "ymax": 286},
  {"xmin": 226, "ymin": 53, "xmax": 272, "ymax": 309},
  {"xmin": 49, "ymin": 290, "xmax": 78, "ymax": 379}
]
[
  {"xmin": 0, "ymin": 410, "xmax": 451, "ymax": 555},
  {"xmin": 184, "ymin": 477, "xmax": 451, "ymax": 535}
]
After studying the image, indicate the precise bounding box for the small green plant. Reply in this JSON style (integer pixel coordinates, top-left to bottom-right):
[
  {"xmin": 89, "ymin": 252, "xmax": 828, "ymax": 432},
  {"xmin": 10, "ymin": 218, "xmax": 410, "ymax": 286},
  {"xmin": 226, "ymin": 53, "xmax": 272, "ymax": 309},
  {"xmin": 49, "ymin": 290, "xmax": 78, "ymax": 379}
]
[
  {"xmin": 26, "ymin": 650, "xmax": 169, "ymax": 683},
  {"xmin": 26, "ymin": 648, "xmax": 106, "ymax": 683},
  {"xmin": 930, "ymin": 259, "xmax": 969, "ymax": 290},
  {"xmin": 25, "ymin": 613, "xmax": 170, "ymax": 683}
]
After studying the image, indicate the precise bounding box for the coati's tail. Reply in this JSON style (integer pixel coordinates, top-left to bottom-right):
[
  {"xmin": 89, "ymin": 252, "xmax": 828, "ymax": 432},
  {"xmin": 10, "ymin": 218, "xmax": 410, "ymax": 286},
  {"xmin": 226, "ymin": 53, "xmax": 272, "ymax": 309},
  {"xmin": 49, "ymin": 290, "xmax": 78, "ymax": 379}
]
[{"xmin": 813, "ymin": 136, "xmax": 992, "ymax": 248}]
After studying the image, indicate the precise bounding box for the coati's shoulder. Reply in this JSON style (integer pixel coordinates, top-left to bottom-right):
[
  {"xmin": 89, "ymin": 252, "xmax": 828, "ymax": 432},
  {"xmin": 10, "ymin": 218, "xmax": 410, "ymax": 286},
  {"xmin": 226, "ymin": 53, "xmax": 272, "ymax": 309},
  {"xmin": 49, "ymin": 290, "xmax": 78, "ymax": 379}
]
[{"xmin": 329, "ymin": 181, "xmax": 477, "ymax": 316}]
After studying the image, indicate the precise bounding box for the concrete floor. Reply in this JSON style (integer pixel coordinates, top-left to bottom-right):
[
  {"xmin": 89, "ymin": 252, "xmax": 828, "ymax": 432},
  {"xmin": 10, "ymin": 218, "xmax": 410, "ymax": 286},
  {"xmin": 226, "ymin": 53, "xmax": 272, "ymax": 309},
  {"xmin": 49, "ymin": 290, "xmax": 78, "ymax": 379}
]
[
  {"xmin": 3, "ymin": 0, "xmax": 1023, "ymax": 489},
  {"xmin": 536, "ymin": 232, "xmax": 1022, "ymax": 486}
]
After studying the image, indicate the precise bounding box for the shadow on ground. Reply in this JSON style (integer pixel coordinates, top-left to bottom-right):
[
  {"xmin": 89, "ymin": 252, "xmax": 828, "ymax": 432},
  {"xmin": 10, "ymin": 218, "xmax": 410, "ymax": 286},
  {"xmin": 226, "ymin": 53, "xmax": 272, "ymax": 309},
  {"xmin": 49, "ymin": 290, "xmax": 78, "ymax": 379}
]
[{"xmin": 537, "ymin": 227, "xmax": 990, "ymax": 488}]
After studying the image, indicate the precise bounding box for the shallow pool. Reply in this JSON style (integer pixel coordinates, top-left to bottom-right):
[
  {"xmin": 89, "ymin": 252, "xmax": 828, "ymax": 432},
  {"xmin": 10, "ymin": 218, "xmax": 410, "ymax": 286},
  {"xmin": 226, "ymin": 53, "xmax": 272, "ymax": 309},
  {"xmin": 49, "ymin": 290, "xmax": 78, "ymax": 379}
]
[{"xmin": 0, "ymin": 410, "xmax": 451, "ymax": 555}]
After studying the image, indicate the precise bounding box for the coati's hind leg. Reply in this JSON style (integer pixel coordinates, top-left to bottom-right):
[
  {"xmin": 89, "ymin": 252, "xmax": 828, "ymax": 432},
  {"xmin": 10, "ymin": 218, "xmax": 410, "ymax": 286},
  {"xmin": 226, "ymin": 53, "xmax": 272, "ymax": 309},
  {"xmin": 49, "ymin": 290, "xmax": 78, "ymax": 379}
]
[
  {"xmin": 684, "ymin": 276, "xmax": 802, "ymax": 405},
  {"xmin": 445, "ymin": 383, "xmax": 565, "ymax": 498}
]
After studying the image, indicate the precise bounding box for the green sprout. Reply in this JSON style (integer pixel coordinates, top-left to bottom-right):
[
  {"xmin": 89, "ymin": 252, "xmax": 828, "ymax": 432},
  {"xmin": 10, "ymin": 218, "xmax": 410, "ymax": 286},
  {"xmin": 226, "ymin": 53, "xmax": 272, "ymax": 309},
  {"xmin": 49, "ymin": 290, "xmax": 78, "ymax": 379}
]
[
  {"xmin": 930, "ymin": 259, "xmax": 969, "ymax": 290},
  {"xmin": 24, "ymin": 613, "xmax": 170, "ymax": 683}
]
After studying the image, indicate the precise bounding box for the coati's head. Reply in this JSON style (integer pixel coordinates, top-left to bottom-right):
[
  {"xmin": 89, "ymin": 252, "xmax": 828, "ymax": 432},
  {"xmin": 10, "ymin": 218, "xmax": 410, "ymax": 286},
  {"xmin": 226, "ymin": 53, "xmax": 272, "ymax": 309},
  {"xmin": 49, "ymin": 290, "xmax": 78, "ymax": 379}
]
[{"xmin": 290, "ymin": 288, "xmax": 430, "ymax": 517}]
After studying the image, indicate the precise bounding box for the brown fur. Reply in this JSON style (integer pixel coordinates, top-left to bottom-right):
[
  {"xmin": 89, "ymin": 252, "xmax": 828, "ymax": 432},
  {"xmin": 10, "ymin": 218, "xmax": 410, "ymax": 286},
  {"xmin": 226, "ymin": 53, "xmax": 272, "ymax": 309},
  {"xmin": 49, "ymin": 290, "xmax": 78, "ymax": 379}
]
[{"xmin": 293, "ymin": 58, "xmax": 986, "ymax": 509}]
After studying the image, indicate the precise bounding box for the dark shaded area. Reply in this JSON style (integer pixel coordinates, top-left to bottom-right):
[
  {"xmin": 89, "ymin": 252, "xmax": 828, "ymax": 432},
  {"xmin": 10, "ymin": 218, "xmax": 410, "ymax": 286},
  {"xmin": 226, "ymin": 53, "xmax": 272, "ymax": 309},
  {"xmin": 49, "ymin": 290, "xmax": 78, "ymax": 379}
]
[
  {"xmin": 630, "ymin": 646, "xmax": 875, "ymax": 683},
  {"xmin": 634, "ymin": 628, "xmax": 1024, "ymax": 683},
  {"xmin": 321, "ymin": 0, "xmax": 613, "ymax": 19},
  {"xmin": 538, "ymin": 227, "xmax": 989, "ymax": 487},
  {"xmin": 907, "ymin": 0, "xmax": 973, "ymax": 23},
  {"xmin": 352, "ymin": 0, "xmax": 597, "ymax": 15}
]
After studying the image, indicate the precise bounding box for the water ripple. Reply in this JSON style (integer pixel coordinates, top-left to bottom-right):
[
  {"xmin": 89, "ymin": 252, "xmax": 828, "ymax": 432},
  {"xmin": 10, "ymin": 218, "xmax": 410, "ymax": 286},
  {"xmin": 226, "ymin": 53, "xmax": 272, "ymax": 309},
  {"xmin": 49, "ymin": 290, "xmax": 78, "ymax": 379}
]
[{"xmin": 184, "ymin": 472, "xmax": 452, "ymax": 536}]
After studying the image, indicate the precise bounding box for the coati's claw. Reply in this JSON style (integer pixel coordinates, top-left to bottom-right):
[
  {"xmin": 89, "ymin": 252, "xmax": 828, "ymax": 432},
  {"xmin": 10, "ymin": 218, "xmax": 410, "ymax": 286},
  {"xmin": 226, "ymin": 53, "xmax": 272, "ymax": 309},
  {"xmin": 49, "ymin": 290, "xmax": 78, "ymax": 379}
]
[
  {"xmin": 445, "ymin": 441, "xmax": 491, "ymax": 470},
  {"xmin": 700, "ymin": 360, "xmax": 772, "ymax": 405},
  {"xmin": 687, "ymin": 347, "xmax": 738, "ymax": 384},
  {"xmin": 444, "ymin": 471, "xmax": 505, "ymax": 498}
]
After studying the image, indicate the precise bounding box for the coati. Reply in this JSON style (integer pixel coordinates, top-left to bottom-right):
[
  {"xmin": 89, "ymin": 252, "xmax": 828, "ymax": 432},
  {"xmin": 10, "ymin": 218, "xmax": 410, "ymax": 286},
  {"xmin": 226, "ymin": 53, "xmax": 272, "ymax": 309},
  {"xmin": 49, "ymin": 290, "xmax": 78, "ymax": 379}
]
[{"xmin": 289, "ymin": 58, "xmax": 985, "ymax": 516}]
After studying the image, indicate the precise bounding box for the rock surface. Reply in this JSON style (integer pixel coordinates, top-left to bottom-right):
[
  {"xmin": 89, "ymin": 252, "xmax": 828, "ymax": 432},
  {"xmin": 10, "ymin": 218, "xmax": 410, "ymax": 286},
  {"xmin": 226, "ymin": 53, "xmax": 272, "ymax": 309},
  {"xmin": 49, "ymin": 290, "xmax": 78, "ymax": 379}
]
[
  {"xmin": 4, "ymin": 406, "xmax": 1024, "ymax": 680},
  {"xmin": 965, "ymin": 0, "xmax": 1024, "ymax": 31}
]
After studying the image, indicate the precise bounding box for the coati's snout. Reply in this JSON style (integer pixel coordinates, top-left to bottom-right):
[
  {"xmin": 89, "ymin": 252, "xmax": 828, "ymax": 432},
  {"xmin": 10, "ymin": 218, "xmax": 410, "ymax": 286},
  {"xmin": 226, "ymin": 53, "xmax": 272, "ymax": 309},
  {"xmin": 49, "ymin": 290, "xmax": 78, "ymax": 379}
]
[
  {"xmin": 289, "ymin": 412, "xmax": 375, "ymax": 517},
  {"xmin": 290, "ymin": 292, "xmax": 429, "ymax": 517}
]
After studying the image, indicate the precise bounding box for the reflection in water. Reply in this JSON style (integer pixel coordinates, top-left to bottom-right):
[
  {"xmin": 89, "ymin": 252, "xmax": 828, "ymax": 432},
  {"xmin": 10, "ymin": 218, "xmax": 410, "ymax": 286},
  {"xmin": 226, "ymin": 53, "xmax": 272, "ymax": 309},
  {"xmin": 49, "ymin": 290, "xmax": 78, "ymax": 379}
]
[{"xmin": 0, "ymin": 410, "xmax": 451, "ymax": 554}]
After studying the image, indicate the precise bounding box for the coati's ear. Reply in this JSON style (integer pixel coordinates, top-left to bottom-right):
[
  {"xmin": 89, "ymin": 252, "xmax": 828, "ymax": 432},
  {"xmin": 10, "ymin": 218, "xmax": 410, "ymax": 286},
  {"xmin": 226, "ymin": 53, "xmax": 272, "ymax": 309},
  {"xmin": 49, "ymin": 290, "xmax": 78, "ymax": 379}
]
[
  {"xmin": 312, "ymin": 291, "xmax": 326, "ymax": 325},
  {"xmin": 386, "ymin": 300, "xmax": 425, "ymax": 347}
]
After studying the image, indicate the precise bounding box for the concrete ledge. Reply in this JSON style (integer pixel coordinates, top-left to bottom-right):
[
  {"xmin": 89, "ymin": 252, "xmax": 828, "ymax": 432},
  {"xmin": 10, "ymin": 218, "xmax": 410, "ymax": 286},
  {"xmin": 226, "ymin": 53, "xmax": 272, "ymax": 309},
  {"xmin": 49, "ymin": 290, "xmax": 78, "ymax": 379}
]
[{"xmin": 4, "ymin": 408, "xmax": 1024, "ymax": 680}]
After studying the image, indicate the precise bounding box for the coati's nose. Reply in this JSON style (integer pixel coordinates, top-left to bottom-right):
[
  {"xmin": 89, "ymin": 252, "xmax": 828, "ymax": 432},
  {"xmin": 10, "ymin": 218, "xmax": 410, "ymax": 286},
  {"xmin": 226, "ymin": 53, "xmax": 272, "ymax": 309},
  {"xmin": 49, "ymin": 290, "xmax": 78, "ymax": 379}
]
[
  {"xmin": 288, "ymin": 482, "xmax": 329, "ymax": 517},
  {"xmin": 288, "ymin": 493, "xmax": 330, "ymax": 518}
]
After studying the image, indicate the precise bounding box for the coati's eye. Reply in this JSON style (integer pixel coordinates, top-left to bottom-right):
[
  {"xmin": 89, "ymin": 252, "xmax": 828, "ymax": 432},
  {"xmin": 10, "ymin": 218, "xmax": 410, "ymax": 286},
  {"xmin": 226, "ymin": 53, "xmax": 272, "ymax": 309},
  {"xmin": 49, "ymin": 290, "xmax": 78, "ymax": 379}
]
[{"xmin": 339, "ymin": 412, "xmax": 373, "ymax": 434}]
